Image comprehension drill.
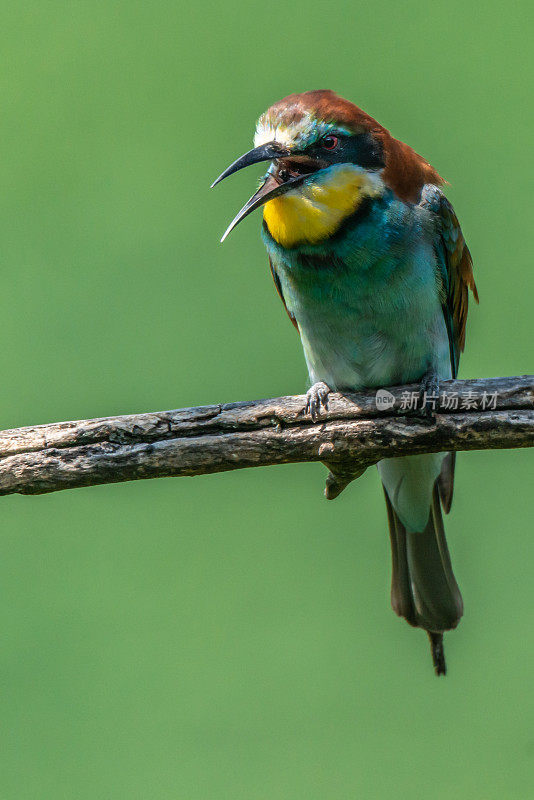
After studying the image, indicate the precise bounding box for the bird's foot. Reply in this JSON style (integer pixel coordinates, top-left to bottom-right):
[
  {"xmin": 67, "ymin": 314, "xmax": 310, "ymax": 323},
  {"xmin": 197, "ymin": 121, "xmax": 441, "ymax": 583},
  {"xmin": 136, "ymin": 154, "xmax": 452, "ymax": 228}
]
[
  {"xmin": 406, "ymin": 368, "xmax": 440, "ymax": 420},
  {"xmin": 305, "ymin": 382, "xmax": 331, "ymax": 422}
]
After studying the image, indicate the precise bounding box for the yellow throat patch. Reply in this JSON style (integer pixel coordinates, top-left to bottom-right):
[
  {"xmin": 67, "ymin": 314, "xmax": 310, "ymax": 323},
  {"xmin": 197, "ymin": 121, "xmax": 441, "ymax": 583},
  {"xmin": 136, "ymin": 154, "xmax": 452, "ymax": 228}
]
[{"xmin": 263, "ymin": 165, "xmax": 383, "ymax": 248}]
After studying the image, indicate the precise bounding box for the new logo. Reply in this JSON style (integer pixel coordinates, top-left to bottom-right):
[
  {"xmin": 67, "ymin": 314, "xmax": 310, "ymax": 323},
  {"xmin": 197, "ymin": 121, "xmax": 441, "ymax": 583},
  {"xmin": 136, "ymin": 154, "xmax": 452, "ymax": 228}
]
[{"xmin": 375, "ymin": 389, "xmax": 395, "ymax": 410}]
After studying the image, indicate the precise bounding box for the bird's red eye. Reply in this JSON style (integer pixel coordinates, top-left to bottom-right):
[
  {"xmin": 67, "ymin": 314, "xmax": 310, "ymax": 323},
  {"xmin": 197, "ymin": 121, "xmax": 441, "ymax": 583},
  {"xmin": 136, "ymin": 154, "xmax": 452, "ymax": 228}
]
[{"xmin": 321, "ymin": 135, "xmax": 339, "ymax": 151}]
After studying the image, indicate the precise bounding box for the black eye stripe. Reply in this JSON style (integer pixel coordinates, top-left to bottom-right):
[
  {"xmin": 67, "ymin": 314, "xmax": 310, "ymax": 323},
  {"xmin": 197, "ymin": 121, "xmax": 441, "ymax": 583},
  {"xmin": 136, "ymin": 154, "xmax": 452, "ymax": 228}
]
[{"xmin": 309, "ymin": 133, "xmax": 384, "ymax": 170}]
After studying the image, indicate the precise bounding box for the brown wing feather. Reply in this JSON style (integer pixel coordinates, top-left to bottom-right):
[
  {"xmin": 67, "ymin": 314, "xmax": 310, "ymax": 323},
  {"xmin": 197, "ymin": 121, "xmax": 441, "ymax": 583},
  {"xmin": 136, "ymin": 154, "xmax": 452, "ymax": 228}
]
[
  {"xmin": 420, "ymin": 186, "xmax": 478, "ymax": 359},
  {"xmin": 440, "ymin": 198, "xmax": 478, "ymax": 351},
  {"xmin": 420, "ymin": 186, "xmax": 478, "ymax": 514}
]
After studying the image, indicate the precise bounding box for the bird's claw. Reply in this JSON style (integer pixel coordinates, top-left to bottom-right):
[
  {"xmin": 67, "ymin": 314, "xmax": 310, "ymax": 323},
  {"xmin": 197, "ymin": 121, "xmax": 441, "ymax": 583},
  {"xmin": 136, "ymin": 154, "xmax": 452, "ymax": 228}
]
[
  {"xmin": 305, "ymin": 382, "xmax": 331, "ymax": 422},
  {"xmin": 410, "ymin": 369, "xmax": 440, "ymax": 420},
  {"xmin": 401, "ymin": 370, "xmax": 440, "ymax": 420}
]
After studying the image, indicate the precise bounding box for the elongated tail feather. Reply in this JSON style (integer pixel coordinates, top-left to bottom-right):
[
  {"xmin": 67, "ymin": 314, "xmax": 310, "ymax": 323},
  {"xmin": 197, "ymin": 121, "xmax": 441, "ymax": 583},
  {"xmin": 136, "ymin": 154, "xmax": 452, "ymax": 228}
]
[
  {"xmin": 437, "ymin": 451, "xmax": 456, "ymax": 514},
  {"xmin": 383, "ymin": 483, "xmax": 463, "ymax": 675}
]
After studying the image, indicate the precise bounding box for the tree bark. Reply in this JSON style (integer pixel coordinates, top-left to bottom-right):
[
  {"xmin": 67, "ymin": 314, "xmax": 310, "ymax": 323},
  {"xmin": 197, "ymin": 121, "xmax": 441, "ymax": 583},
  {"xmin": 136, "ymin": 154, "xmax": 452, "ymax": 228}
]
[{"xmin": 0, "ymin": 376, "xmax": 531, "ymax": 497}]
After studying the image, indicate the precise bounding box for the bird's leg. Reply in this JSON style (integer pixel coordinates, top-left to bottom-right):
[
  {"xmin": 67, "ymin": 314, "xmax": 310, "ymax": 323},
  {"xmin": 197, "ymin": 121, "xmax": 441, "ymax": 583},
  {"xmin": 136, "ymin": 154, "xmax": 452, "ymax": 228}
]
[
  {"xmin": 403, "ymin": 366, "xmax": 440, "ymax": 419},
  {"xmin": 418, "ymin": 366, "xmax": 440, "ymax": 418},
  {"xmin": 305, "ymin": 381, "xmax": 331, "ymax": 422}
]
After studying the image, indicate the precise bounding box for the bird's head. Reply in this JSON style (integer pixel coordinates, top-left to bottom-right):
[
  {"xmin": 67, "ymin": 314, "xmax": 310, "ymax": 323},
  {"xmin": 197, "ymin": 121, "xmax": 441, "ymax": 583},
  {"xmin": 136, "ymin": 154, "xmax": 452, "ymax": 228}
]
[{"xmin": 212, "ymin": 90, "xmax": 443, "ymax": 248}]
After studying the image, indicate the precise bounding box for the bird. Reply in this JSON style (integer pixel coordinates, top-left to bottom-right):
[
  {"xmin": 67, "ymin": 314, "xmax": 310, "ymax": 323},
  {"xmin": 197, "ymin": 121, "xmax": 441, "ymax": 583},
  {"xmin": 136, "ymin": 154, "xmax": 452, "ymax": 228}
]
[{"xmin": 211, "ymin": 90, "xmax": 478, "ymax": 675}]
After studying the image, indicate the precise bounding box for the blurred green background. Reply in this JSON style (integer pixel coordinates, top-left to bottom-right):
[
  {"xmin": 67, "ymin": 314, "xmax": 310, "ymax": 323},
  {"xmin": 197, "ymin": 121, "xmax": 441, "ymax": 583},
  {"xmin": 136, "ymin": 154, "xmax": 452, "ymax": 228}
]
[{"xmin": 0, "ymin": 1, "xmax": 532, "ymax": 797}]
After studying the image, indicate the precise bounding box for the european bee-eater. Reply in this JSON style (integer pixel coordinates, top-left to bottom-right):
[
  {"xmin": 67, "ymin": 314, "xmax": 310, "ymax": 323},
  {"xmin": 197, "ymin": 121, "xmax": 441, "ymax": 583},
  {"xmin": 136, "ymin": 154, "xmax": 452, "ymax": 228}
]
[{"xmin": 212, "ymin": 90, "xmax": 478, "ymax": 675}]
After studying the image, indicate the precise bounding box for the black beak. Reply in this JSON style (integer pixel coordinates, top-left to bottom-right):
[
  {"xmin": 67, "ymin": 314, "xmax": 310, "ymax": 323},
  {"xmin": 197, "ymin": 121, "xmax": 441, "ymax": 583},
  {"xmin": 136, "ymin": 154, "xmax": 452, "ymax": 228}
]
[
  {"xmin": 219, "ymin": 170, "xmax": 312, "ymax": 242},
  {"xmin": 211, "ymin": 141, "xmax": 319, "ymax": 242},
  {"xmin": 210, "ymin": 142, "xmax": 290, "ymax": 188}
]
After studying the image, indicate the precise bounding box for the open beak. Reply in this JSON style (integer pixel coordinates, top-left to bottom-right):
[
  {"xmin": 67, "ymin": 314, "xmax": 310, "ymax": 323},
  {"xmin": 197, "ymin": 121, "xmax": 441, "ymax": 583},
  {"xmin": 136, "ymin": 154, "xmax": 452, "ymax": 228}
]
[{"xmin": 211, "ymin": 141, "xmax": 322, "ymax": 242}]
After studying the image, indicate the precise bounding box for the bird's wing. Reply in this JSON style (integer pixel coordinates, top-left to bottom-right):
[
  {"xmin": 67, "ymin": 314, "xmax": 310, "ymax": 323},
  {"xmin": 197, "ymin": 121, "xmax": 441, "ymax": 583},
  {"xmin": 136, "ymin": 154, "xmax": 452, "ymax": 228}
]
[
  {"xmin": 420, "ymin": 185, "xmax": 478, "ymax": 513},
  {"xmin": 269, "ymin": 256, "xmax": 300, "ymax": 332},
  {"xmin": 420, "ymin": 184, "xmax": 479, "ymax": 378}
]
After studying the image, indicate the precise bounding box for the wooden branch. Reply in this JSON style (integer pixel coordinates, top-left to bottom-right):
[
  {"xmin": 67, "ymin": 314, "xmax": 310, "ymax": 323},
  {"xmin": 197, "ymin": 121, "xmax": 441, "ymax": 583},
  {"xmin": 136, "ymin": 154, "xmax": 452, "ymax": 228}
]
[{"xmin": 0, "ymin": 376, "xmax": 532, "ymax": 498}]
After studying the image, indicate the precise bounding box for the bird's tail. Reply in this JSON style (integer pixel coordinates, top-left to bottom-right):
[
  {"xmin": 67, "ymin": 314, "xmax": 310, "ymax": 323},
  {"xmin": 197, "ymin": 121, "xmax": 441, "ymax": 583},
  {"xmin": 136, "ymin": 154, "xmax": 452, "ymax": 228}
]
[{"xmin": 383, "ymin": 482, "xmax": 463, "ymax": 676}]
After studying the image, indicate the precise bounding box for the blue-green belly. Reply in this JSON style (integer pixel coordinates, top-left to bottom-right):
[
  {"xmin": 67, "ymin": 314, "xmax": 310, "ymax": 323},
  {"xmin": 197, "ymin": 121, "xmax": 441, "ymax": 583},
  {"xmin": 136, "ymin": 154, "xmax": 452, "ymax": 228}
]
[{"xmin": 263, "ymin": 194, "xmax": 452, "ymax": 532}]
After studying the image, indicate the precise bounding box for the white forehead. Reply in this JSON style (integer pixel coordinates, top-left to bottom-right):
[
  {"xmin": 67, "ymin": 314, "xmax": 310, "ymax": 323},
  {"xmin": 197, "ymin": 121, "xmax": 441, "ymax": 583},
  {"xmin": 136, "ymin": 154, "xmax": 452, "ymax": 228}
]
[{"xmin": 254, "ymin": 111, "xmax": 349, "ymax": 149}]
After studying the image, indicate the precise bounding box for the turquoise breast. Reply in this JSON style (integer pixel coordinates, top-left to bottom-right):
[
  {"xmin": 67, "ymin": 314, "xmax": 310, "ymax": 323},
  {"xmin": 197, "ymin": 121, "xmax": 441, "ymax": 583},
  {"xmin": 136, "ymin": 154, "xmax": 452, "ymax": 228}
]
[{"xmin": 263, "ymin": 193, "xmax": 452, "ymax": 391}]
